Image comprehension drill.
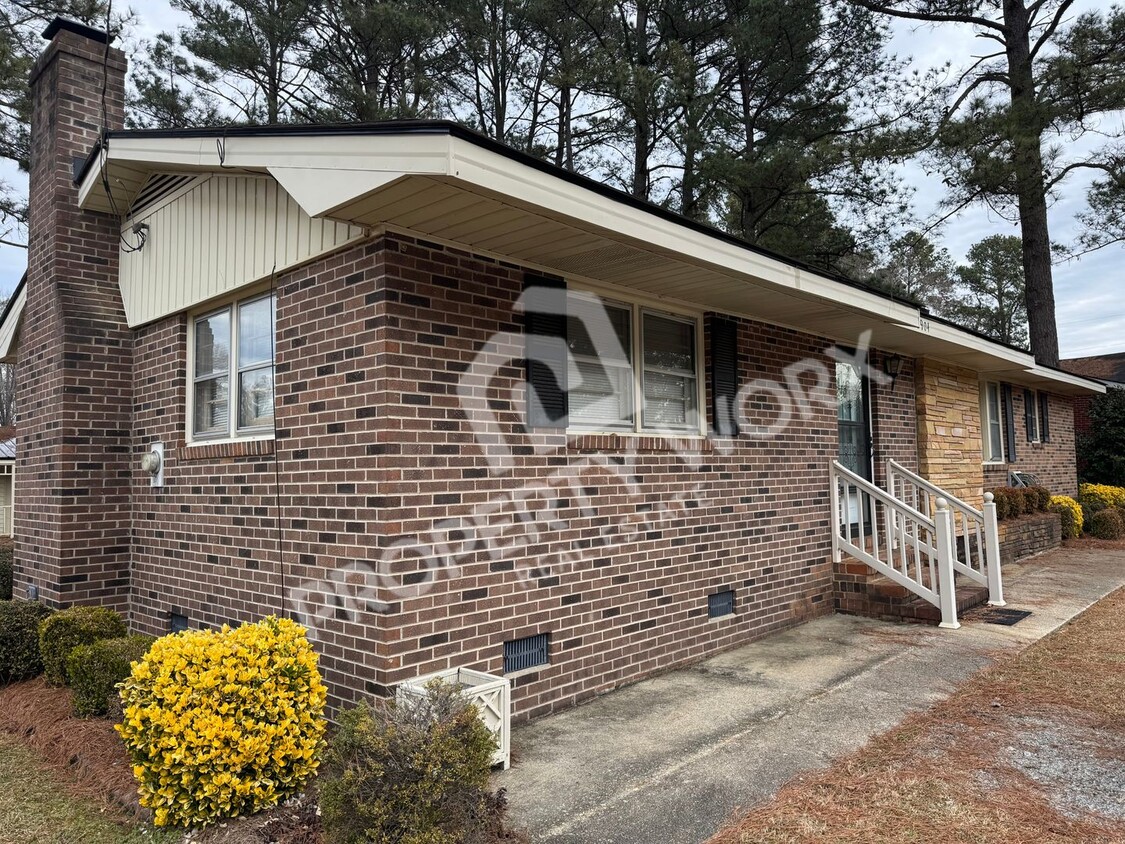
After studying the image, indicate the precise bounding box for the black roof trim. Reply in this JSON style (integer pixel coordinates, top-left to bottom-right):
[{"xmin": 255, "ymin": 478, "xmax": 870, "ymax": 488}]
[{"xmin": 42, "ymin": 17, "xmax": 110, "ymax": 44}]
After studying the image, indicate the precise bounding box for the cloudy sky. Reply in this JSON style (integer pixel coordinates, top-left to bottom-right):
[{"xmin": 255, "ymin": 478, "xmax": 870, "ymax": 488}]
[{"xmin": 0, "ymin": 1, "xmax": 1120, "ymax": 359}]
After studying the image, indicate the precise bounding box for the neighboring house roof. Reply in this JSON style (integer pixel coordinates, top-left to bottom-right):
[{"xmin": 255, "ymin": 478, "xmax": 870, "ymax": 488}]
[
  {"xmin": 70, "ymin": 122, "xmax": 1104, "ymax": 396},
  {"xmin": 1060, "ymin": 352, "xmax": 1125, "ymax": 386},
  {"xmin": 0, "ymin": 437, "xmax": 15, "ymax": 460},
  {"xmin": 0, "ymin": 274, "xmax": 25, "ymax": 365}
]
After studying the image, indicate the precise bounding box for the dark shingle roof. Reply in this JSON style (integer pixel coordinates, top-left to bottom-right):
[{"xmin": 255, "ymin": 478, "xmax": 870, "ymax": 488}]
[{"xmin": 1060, "ymin": 353, "xmax": 1125, "ymax": 385}]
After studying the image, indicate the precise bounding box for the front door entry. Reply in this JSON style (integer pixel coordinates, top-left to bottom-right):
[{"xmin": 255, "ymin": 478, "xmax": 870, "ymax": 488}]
[{"xmin": 837, "ymin": 359, "xmax": 872, "ymax": 528}]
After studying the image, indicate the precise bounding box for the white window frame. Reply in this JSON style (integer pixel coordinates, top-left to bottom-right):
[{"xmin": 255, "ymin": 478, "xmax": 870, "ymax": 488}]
[
  {"xmin": 186, "ymin": 290, "xmax": 276, "ymax": 444},
  {"xmin": 981, "ymin": 381, "xmax": 1005, "ymax": 464},
  {"xmin": 565, "ymin": 287, "xmax": 706, "ymax": 436}
]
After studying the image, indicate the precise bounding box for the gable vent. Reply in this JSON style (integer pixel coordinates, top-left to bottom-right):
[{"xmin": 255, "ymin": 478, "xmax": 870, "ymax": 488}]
[
  {"xmin": 130, "ymin": 173, "xmax": 197, "ymax": 216},
  {"xmin": 503, "ymin": 633, "xmax": 550, "ymax": 673}
]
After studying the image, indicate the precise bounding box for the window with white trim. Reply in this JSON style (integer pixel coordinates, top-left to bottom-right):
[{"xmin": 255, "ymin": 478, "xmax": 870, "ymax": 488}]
[
  {"xmin": 981, "ymin": 381, "xmax": 1004, "ymax": 463},
  {"xmin": 566, "ymin": 291, "xmax": 701, "ymax": 433},
  {"xmin": 191, "ymin": 292, "xmax": 276, "ymax": 440}
]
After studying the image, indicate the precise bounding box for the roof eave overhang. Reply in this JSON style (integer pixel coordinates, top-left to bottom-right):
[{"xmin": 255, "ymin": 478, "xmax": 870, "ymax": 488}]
[
  {"xmin": 0, "ymin": 277, "xmax": 26, "ymax": 364},
  {"xmin": 78, "ymin": 130, "xmax": 1106, "ymax": 397}
]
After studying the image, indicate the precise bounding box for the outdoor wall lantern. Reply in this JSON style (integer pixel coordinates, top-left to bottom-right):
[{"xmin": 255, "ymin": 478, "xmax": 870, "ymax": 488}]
[{"xmin": 883, "ymin": 353, "xmax": 904, "ymax": 390}]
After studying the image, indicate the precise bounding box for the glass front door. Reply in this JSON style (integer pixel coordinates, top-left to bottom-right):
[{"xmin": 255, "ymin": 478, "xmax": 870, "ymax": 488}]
[{"xmin": 837, "ymin": 359, "xmax": 872, "ymax": 528}]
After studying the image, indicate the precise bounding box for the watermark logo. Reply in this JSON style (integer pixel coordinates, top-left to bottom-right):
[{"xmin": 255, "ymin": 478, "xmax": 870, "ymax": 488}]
[{"xmin": 288, "ymin": 291, "xmax": 890, "ymax": 638}]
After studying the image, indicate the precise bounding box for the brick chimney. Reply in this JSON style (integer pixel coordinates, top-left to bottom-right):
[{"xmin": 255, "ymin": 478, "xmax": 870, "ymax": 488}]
[{"xmin": 15, "ymin": 19, "xmax": 133, "ymax": 610}]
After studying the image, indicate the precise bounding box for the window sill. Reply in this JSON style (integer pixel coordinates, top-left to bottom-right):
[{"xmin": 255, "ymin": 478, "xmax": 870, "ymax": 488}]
[
  {"xmin": 566, "ymin": 432, "xmax": 713, "ymax": 453},
  {"xmin": 181, "ymin": 437, "xmax": 275, "ymax": 461}
]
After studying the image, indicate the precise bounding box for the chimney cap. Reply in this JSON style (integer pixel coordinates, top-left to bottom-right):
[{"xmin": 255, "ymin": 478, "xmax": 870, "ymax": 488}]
[{"xmin": 41, "ymin": 17, "xmax": 110, "ymax": 45}]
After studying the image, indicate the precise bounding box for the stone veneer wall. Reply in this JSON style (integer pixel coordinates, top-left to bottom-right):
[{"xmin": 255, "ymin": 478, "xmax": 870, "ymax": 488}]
[
  {"xmin": 915, "ymin": 359, "xmax": 985, "ymax": 507},
  {"xmin": 997, "ymin": 512, "xmax": 1062, "ymax": 563}
]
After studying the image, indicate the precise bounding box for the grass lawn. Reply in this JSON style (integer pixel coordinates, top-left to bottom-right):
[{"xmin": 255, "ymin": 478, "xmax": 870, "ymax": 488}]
[
  {"xmin": 709, "ymin": 585, "xmax": 1125, "ymax": 843},
  {"xmin": 0, "ymin": 731, "xmax": 177, "ymax": 844}
]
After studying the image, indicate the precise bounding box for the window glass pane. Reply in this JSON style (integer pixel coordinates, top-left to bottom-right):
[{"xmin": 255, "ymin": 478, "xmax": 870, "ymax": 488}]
[
  {"xmin": 239, "ymin": 367, "xmax": 274, "ymax": 429},
  {"xmin": 837, "ymin": 362, "xmax": 864, "ymax": 422},
  {"xmin": 194, "ymin": 310, "xmax": 230, "ymax": 378},
  {"xmin": 194, "ymin": 376, "xmax": 228, "ymax": 436},
  {"xmin": 239, "ymin": 296, "xmax": 274, "ymax": 368},
  {"xmin": 567, "ymin": 295, "xmax": 631, "ymax": 362},
  {"xmin": 986, "ymin": 384, "xmax": 1003, "ymax": 460},
  {"xmin": 643, "ymin": 313, "xmax": 694, "ymax": 373},
  {"xmin": 568, "ymin": 359, "xmax": 633, "ymax": 429},
  {"xmin": 643, "ymin": 371, "xmax": 697, "ymax": 428}
]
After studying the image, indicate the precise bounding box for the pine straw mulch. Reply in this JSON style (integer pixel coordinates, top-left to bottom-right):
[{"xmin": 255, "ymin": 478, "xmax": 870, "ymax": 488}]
[
  {"xmin": 708, "ymin": 586, "xmax": 1125, "ymax": 844},
  {"xmin": 0, "ymin": 679, "xmax": 321, "ymax": 843},
  {"xmin": 0, "ymin": 677, "xmax": 142, "ymax": 818}
]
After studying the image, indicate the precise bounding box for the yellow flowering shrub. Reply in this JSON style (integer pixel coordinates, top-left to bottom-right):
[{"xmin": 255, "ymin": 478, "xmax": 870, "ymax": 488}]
[
  {"xmin": 1079, "ymin": 483, "xmax": 1125, "ymax": 510},
  {"xmin": 116, "ymin": 616, "xmax": 327, "ymax": 828},
  {"xmin": 1050, "ymin": 495, "xmax": 1083, "ymax": 540}
]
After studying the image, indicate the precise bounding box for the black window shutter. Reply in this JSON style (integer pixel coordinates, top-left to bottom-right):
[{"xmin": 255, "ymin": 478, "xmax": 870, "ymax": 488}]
[
  {"xmin": 1023, "ymin": 388, "xmax": 1035, "ymax": 441},
  {"xmin": 524, "ymin": 273, "xmax": 568, "ymax": 429},
  {"xmin": 1039, "ymin": 392, "xmax": 1051, "ymax": 442},
  {"xmin": 709, "ymin": 315, "xmax": 739, "ymax": 437},
  {"xmin": 1002, "ymin": 383, "xmax": 1017, "ymax": 462}
]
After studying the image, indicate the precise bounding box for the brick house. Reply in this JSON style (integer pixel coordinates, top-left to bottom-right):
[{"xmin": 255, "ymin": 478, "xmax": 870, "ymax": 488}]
[
  {"xmin": 0, "ymin": 20, "xmax": 1104, "ymax": 719},
  {"xmin": 1060, "ymin": 352, "xmax": 1125, "ymax": 438}
]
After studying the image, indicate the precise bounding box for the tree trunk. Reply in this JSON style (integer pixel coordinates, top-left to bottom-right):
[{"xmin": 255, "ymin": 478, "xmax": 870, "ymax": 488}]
[
  {"xmin": 1004, "ymin": 0, "xmax": 1059, "ymax": 364},
  {"xmin": 631, "ymin": 1, "xmax": 650, "ymax": 199}
]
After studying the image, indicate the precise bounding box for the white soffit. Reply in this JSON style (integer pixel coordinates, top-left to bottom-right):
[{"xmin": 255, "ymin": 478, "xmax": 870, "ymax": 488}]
[
  {"xmin": 0, "ymin": 282, "xmax": 25, "ymax": 364},
  {"xmin": 267, "ymin": 168, "xmax": 406, "ymax": 218},
  {"xmin": 78, "ymin": 130, "xmax": 1104, "ymax": 395}
]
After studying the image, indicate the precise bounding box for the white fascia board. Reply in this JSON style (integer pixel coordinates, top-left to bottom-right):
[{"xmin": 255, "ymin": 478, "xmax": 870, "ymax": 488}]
[
  {"xmin": 1024, "ymin": 364, "xmax": 1106, "ymax": 394},
  {"xmin": 73, "ymin": 129, "xmax": 1106, "ymax": 397},
  {"xmin": 79, "ymin": 133, "xmax": 453, "ymax": 210},
  {"xmin": 0, "ymin": 283, "xmax": 26, "ymax": 363}
]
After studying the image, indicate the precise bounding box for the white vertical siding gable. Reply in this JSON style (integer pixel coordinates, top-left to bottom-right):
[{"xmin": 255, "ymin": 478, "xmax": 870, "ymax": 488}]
[{"xmin": 118, "ymin": 174, "xmax": 366, "ymax": 327}]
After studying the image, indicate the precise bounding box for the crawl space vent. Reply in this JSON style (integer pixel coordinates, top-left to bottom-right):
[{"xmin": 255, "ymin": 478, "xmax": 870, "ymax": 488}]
[{"xmin": 503, "ymin": 633, "xmax": 549, "ymax": 673}]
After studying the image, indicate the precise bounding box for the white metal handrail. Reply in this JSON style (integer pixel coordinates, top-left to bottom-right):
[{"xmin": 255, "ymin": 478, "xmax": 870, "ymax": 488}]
[
  {"xmin": 831, "ymin": 460, "xmax": 960, "ymax": 628},
  {"xmin": 886, "ymin": 459, "xmax": 1003, "ymax": 606}
]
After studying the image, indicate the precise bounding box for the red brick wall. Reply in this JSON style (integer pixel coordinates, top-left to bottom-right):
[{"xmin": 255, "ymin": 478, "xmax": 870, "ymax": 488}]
[
  {"xmin": 982, "ymin": 390, "xmax": 1077, "ymax": 497},
  {"xmin": 14, "ymin": 29, "xmax": 133, "ymax": 610},
  {"xmin": 870, "ymin": 352, "xmax": 918, "ymax": 486},
  {"xmin": 129, "ymin": 233, "xmax": 917, "ymax": 718}
]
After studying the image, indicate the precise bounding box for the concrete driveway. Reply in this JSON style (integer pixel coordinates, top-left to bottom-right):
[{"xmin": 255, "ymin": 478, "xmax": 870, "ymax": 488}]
[{"xmin": 499, "ymin": 545, "xmax": 1125, "ymax": 844}]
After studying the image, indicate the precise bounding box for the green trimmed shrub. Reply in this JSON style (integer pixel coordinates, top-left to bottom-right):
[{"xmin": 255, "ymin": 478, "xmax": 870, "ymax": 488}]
[
  {"xmin": 1088, "ymin": 508, "xmax": 1125, "ymax": 541},
  {"xmin": 0, "ymin": 547, "xmax": 11, "ymax": 601},
  {"xmin": 38, "ymin": 605, "xmax": 126, "ymax": 686},
  {"xmin": 320, "ymin": 680, "xmax": 508, "ymax": 844},
  {"xmin": 0, "ymin": 600, "xmax": 54, "ymax": 684},
  {"xmin": 990, "ymin": 488, "xmax": 1012, "ymax": 520},
  {"xmin": 67, "ymin": 634, "xmax": 155, "ymax": 717},
  {"xmin": 1018, "ymin": 488, "xmax": 1038, "ymax": 516},
  {"xmin": 1030, "ymin": 486, "xmax": 1051, "ymax": 512}
]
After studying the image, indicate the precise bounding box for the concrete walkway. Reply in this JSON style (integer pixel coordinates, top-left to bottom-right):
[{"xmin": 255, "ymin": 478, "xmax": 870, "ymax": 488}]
[{"xmin": 499, "ymin": 546, "xmax": 1125, "ymax": 844}]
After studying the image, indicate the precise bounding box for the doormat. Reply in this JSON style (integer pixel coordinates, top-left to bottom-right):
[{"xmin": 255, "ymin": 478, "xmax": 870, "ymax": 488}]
[{"xmin": 976, "ymin": 607, "xmax": 1032, "ymax": 626}]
